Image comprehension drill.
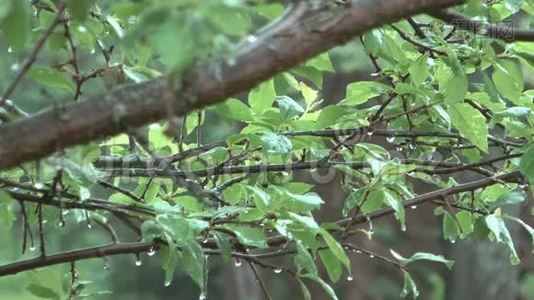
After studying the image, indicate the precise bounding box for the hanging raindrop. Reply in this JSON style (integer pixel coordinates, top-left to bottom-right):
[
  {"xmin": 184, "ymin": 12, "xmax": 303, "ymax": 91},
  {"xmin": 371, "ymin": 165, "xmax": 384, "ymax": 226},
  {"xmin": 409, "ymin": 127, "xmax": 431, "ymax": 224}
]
[
  {"xmin": 410, "ymin": 205, "xmax": 417, "ymax": 210},
  {"xmin": 147, "ymin": 247, "xmax": 156, "ymax": 256},
  {"xmin": 369, "ymin": 255, "xmax": 375, "ymax": 259},
  {"xmin": 347, "ymin": 275, "xmax": 354, "ymax": 282},
  {"xmin": 135, "ymin": 256, "xmax": 142, "ymax": 266},
  {"xmin": 164, "ymin": 280, "xmax": 171, "ymax": 287},
  {"xmin": 274, "ymin": 268, "xmax": 282, "ymax": 274},
  {"xmin": 199, "ymin": 293, "xmax": 206, "ymax": 300},
  {"xmin": 234, "ymin": 259, "xmax": 242, "ymax": 267}
]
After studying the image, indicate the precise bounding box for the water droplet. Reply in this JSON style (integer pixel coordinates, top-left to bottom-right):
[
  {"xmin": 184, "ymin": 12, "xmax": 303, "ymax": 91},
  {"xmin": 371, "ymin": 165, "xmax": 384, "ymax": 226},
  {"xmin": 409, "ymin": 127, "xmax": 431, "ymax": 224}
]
[
  {"xmin": 104, "ymin": 264, "xmax": 110, "ymax": 271},
  {"xmin": 274, "ymin": 268, "xmax": 282, "ymax": 274},
  {"xmin": 87, "ymin": 223, "xmax": 92, "ymax": 229},
  {"xmin": 164, "ymin": 280, "xmax": 171, "ymax": 287},
  {"xmin": 386, "ymin": 137, "xmax": 395, "ymax": 143},
  {"xmin": 450, "ymin": 239, "xmax": 456, "ymax": 244},
  {"xmin": 10, "ymin": 63, "xmax": 19, "ymax": 71},
  {"xmin": 370, "ymin": 72, "xmax": 380, "ymax": 77},
  {"xmin": 356, "ymin": 250, "xmax": 362, "ymax": 254},
  {"xmin": 247, "ymin": 35, "xmax": 258, "ymax": 43},
  {"xmin": 234, "ymin": 259, "xmax": 242, "ymax": 267},
  {"xmin": 410, "ymin": 205, "xmax": 417, "ymax": 210},
  {"xmin": 202, "ymin": 237, "xmax": 209, "ymax": 244},
  {"xmin": 199, "ymin": 293, "xmax": 206, "ymax": 300},
  {"xmin": 90, "ymin": 48, "xmax": 96, "ymax": 54},
  {"xmin": 58, "ymin": 219, "xmax": 65, "ymax": 227},
  {"xmin": 520, "ymin": 184, "xmax": 527, "ymax": 189},
  {"xmin": 408, "ymin": 143, "xmax": 416, "ymax": 150},
  {"xmin": 135, "ymin": 259, "xmax": 142, "ymax": 266},
  {"xmin": 7, "ymin": 47, "xmax": 12, "ymax": 53},
  {"xmin": 369, "ymin": 255, "xmax": 375, "ymax": 259},
  {"xmin": 29, "ymin": 245, "xmax": 36, "ymax": 251},
  {"xmin": 347, "ymin": 275, "xmax": 354, "ymax": 282},
  {"xmin": 34, "ymin": 183, "xmax": 44, "ymax": 189},
  {"xmin": 396, "ymin": 146, "xmax": 403, "ymax": 152},
  {"xmin": 366, "ymin": 131, "xmax": 374, "ymax": 137},
  {"xmin": 401, "ymin": 225, "xmax": 406, "ymax": 232},
  {"xmin": 147, "ymin": 247, "xmax": 156, "ymax": 256},
  {"xmin": 78, "ymin": 26, "xmax": 87, "ymax": 33}
]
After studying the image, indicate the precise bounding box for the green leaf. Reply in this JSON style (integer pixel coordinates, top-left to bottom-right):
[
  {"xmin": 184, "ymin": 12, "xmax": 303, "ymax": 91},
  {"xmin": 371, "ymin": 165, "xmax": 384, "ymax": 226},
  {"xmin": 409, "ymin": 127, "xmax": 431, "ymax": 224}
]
[
  {"xmin": 502, "ymin": 215, "xmax": 534, "ymax": 252},
  {"xmin": 227, "ymin": 226, "xmax": 268, "ymax": 248},
  {"xmin": 296, "ymin": 241, "xmax": 318, "ymax": 276},
  {"xmin": 276, "ymin": 95, "xmax": 305, "ymax": 121},
  {"xmin": 443, "ymin": 211, "xmax": 459, "ymax": 242},
  {"xmin": 299, "ymin": 82, "xmax": 318, "ymax": 107},
  {"xmin": 67, "ymin": 0, "xmax": 95, "ymax": 21},
  {"xmin": 160, "ymin": 245, "xmax": 179, "ymax": 287},
  {"xmin": 26, "ymin": 269, "xmax": 64, "ymax": 300},
  {"xmin": 316, "ymin": 105, "xmax": 350, "ymax": 129},
  {"xmin": 302, "ymin": 275, "xmax": 339, "ymax": 300},
  {"xmin": 319, "ymin": 248, "xmax": 341, "ymax": 282},
  {"xmin": 409, "ymin": 53, "xmax": 429, "ymax": 86},
  {"xmin": 390, "ymin": 250, "xmax": 455, "ymax": 269},
  {"xmin": 0, "ymin": 189, "xmax": 14, "ymax": 229},
  {"xmin": 319, "ymin": 228, "xmax": 350, "ymax": 271},
  {"xmin": 214, "ymin": 232, "xmax": 232, "ymax": 263},
  {"xmin": 489, "ymin": 191, "xmax": 525, "ymax": 210},
  {"xmin": 492, "ymin": 60, "xmax": 523, "ymax": 101},
  {"xmin": 341, "ymin": 81, "xmax": 390, "ymax": 105},
  {"xmin": 306, "ymin": 53, "xmax": 334, "ymax": 72},
  {"xmin": 281, "ymin": 189, "xmax": 324, "ymax": 211},
  {"xmin": 176, "ymin": 241, "xmax": 205, "ymax": 288},
  {"xmin": 27, "ymin": 67, "xmax": 76, "ymax": 95},
  {"xmin": 260, "ymin": 132, "xmax": 292, "ymax": 156},
  {"xmin": 485, "ymin": 214, "xmax": 520, "ymax": 264},
  {"xmin": 216, "ymin": 98, "xmax": 254, "ymax": 122},
  {"xmin": 297, "ymin": 278, "xmax": 312, "ymax": 300},
  {"xmin": 448, "ymin": 103, "xmax": 488, "ymax": 152},
  {"xmin": 2, "ymin": 0, "xmax": 31, "ymax": 51},
  {"xmin": 443, "ymin": 73, "xmax": 468, "ymax": 104},
  {"xmin": 383, "ymin": 190, "xmax": 405, "ymax": 230},
  {"xmin": 245, "ymin": 185, "xmax": 271, "ymax": 208},
  {"xmin": 520, "ymin": 146, "xmax": 534, "ymax": 183},
  {"xmin": 26, "ymin": 284, "xmax": 61, "ymax": 300},
  {"xmin": 400, "ymin": 270, "xmax": 419, "ymax": 298},
  {"xmin": 249, "ymin": 80, "xmax": 275, "ymax": 113}
]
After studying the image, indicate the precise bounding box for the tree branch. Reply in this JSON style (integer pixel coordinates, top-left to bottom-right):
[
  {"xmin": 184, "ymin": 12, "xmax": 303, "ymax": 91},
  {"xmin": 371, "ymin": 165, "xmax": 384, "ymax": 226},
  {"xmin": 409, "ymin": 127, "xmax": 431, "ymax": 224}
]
[{"xmin": 0, "ymin": 0, "xmax": 464, "ymax": 170}]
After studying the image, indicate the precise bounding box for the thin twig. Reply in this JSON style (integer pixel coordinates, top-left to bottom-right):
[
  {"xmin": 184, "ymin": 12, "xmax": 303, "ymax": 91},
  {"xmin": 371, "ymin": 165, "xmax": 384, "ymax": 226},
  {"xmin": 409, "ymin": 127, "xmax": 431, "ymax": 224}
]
[{"xmin": 0, "ymin": 4, "xmax": 67, "ymax": 110}]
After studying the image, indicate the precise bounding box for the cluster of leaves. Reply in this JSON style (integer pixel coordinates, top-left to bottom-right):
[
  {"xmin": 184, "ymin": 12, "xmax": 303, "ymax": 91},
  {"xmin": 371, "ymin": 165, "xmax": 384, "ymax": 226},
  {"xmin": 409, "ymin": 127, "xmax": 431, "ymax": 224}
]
[{"xmin": 0, "ymin": 0, "xmax": 533, "ymax": 299}]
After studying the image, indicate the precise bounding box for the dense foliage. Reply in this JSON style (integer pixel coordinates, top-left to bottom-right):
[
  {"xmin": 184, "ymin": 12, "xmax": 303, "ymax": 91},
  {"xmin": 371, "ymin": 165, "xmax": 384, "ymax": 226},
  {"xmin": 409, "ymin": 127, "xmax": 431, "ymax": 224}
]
[{"xmin": 0, "ymin": 0, "xmax": 533, "ymax": 299}]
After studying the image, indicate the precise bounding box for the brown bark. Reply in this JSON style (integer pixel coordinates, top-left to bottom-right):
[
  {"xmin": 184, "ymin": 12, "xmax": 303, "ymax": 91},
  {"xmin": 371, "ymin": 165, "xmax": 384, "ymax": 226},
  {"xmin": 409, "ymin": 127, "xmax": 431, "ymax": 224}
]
[{"xmin": 0, "ymin": 0, "xmax": 464, "ymax": 170}]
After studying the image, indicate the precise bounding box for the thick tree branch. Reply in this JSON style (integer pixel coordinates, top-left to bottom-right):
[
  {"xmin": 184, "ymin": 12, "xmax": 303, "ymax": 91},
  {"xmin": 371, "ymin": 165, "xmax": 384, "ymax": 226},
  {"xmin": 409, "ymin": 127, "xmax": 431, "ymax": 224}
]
[{"xmin": 0, "ymin": 0, "xmax": 464, "ymax": 170}]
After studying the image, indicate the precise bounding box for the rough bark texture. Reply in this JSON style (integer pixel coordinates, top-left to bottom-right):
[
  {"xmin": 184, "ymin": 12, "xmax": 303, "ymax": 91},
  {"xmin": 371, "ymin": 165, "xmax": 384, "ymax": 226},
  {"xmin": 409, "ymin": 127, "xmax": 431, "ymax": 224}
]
[{"xmin": 0, "ymin": 0, "xmax": 464, "ymax": 170}]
